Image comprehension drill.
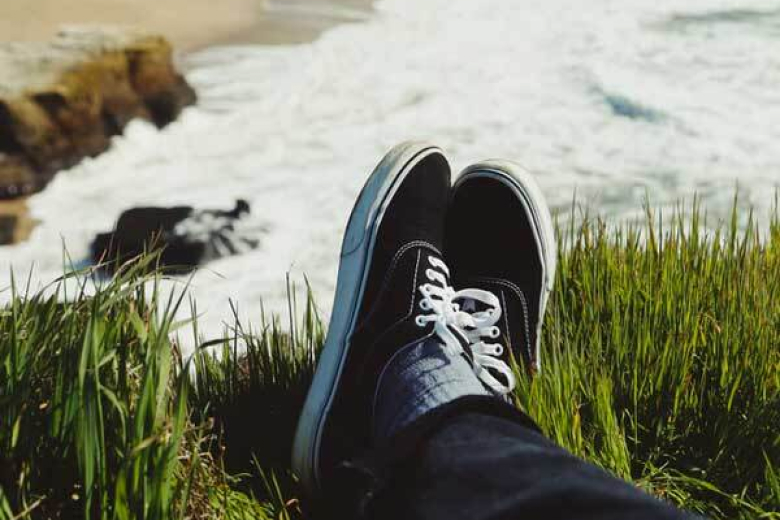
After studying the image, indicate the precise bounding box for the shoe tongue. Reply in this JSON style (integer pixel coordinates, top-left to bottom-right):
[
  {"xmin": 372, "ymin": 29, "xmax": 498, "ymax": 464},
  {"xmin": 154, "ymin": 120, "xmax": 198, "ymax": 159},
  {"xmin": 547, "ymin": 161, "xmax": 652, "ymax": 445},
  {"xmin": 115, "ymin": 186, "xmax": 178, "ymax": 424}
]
[
  {"xmin": 446, "ymin": 323, "xmax": 472, "ymax": 353},
  {"xmin": 456, "ymin": 295, "xmax": 491, "ymax": 314}
]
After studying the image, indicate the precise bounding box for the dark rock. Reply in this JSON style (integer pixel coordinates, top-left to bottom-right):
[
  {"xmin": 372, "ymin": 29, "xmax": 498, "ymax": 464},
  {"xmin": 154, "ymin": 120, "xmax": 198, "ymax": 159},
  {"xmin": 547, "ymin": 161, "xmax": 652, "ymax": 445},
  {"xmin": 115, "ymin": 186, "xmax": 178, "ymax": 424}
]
[{"xmin": 92, "ymin": 199, "xmax": 258, "ymax": 273}]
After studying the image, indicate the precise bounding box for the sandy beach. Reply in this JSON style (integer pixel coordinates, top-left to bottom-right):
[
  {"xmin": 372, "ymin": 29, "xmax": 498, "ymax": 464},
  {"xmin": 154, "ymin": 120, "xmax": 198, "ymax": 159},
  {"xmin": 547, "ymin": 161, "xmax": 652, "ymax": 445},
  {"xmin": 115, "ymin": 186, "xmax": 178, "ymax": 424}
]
[{"xmin": 0, "ymin": 0, "xmax": 372, "ymax": 51}]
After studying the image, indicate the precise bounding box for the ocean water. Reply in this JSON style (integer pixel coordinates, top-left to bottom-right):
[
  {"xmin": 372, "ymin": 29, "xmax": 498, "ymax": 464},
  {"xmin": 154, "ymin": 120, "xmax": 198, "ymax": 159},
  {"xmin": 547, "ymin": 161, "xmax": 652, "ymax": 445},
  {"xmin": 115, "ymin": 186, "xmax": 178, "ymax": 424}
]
[{"xmin": 2, "ymin": 0, "xmax": 779, "ymax": 350}]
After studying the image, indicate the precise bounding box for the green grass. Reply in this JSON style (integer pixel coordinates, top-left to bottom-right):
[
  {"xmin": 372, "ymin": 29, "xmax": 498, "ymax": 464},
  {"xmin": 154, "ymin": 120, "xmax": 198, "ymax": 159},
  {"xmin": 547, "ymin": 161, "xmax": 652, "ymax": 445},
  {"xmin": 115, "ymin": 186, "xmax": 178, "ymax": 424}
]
[{"xmin": 1, "ymin": 202, "xmax": 778, "ymax": 519}]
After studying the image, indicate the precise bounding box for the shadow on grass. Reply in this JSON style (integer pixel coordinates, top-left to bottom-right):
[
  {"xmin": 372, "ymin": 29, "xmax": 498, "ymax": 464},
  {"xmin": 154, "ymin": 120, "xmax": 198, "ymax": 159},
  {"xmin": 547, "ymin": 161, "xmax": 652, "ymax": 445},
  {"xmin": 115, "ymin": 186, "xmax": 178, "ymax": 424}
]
[{"xmin": 188, "ymin": 289, "xmax": 322, "ymax": 503}]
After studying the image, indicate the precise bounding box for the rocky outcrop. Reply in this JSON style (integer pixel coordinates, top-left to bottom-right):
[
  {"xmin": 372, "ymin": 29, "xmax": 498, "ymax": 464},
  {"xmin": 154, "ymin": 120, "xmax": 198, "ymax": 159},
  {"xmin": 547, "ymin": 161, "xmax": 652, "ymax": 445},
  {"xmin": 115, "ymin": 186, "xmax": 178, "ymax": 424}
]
[{"xmin": 0, "ymin": 27, "xmax": 196, "ymax": 204}]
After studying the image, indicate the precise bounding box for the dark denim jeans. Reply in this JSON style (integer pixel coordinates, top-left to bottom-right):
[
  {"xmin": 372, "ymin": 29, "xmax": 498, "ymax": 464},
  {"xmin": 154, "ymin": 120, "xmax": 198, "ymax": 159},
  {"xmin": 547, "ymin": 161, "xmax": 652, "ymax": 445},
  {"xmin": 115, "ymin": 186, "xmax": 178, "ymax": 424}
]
[{"xmin": 334, "ymin": 397, "xmax": 702, "ymax": 520}]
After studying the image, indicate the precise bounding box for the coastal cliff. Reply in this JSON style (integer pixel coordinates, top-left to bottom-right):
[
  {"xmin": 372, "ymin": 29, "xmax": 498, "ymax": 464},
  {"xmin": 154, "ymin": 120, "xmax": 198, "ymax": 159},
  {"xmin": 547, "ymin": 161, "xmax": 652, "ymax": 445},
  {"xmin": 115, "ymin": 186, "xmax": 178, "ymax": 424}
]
[{"xmin": 0, "ymin": 27, "xmax": 196, "ymax": 243}]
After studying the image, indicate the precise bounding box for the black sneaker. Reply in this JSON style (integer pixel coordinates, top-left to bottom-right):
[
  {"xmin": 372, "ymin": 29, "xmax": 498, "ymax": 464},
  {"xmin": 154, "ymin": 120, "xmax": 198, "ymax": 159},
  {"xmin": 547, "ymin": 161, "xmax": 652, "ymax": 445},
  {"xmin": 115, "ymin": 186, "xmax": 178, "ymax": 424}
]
[
  {"xmin": 445, "ymin": 161, "xmax": 556, "ymax": 379},
  {"xmin": 292, "ymin": 142, "xmax": 454, "ymax": 497}
]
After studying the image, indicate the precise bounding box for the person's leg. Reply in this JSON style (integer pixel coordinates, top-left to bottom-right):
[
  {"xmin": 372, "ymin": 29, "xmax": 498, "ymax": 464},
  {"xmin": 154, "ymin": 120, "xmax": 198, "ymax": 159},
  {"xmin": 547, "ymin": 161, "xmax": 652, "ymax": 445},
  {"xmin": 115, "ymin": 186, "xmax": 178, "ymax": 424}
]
[
  {"xmin": 370, "ymin": 409, "xmax": 698, "ymax": 520},
  {"xmin": 339, "ymin": 343, "xmax": 701, "ymax": 520}
]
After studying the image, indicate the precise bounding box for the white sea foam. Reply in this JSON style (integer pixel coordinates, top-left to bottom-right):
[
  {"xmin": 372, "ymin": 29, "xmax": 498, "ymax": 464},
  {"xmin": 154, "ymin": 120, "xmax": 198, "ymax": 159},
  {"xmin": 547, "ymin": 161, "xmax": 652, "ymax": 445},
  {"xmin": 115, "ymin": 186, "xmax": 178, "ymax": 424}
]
[{"xmin": 2, "ymin": 0, "xmax": 779, "ymax": 351}]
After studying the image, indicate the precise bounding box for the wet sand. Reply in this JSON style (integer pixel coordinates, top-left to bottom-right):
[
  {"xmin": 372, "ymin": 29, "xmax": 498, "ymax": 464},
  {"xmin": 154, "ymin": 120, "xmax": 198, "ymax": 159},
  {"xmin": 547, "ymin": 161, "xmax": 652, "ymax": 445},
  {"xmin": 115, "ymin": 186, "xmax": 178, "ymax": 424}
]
[
  {"xmin": 220, "ymin": 0, "xmax": 372, "ymax": 47},
  {"xmin": 0, "ymin": 0, "xmax": 373, "ymax": 51}
]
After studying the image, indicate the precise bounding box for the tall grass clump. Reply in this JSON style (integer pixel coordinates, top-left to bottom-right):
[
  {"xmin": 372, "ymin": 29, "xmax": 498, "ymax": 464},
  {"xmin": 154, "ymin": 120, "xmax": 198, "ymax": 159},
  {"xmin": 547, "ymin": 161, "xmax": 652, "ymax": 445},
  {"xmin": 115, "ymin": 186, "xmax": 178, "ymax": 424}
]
[
  {"xmin": 189, "ymin": 282, "xmax": 323, "ymax": 497},
  {"xmin": 514, "ymin": 203, "xmax": 780, "ymax": 519},
  {"xmin": 0, "ymin": 201, "xmax": 777, "ymax": 519},
  {"xmin": 0, "ymin": 259, "xmax": 275, "ymax": 520}
]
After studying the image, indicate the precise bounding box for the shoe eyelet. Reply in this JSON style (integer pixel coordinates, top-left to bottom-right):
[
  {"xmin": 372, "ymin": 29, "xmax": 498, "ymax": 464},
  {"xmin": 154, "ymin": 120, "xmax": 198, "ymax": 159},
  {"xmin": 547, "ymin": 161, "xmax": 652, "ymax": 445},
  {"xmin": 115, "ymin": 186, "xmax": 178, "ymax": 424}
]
[
  {"xmin": 415, "ymin": 316, "xmax": 426, "ymax": 327},
  {"xmin": 490, "ymin": 327, "xmax": 500, "ymax": 338},
  {"xmin": 420, "ymin": 300, "xmax": 431, "ymax": 311}
]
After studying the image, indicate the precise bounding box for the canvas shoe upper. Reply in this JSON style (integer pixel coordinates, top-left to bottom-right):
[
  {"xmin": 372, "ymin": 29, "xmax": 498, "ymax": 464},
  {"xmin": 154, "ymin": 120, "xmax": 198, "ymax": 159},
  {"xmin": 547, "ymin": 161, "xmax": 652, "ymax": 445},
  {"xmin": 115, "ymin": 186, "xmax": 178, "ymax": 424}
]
[{"xmin": 445, "ymin": 161, "xmax": 557, "ymax": 385}]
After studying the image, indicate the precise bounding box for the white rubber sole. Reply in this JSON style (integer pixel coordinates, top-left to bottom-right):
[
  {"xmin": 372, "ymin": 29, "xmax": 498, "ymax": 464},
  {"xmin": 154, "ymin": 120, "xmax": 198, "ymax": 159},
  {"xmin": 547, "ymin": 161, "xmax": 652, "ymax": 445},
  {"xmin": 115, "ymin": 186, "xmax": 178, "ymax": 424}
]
[
  {"xmin": 291, "ymin": 141, "xmax": 446, "ymax": 496},
  {"xmin": 453, "ymin": 161, "xmax": 557, "ymax": 373}
]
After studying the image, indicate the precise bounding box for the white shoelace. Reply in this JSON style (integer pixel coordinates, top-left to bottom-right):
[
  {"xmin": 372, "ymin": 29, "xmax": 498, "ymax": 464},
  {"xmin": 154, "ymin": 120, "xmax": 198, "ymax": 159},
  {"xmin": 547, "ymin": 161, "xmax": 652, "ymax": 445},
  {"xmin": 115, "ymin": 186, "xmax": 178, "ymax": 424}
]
[{"xmin": 414, "ymin": 255, "xmax": 516, "ymax": 395}]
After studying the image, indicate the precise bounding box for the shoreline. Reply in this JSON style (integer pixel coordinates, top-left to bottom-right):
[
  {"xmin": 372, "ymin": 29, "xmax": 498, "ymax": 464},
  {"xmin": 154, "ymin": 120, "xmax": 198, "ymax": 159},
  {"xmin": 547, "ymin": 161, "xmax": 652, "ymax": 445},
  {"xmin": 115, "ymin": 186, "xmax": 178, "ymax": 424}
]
[
  {"xmin": 0, "ymin": 0, "xmax": 372, "ymax": 243},
  {"xmin": 211, "ymin": 0, "xmax": 373, "ymax": 49},
  {"xmin": 0, "ymin": 0, "xmax": 373, "ymax": 53}
]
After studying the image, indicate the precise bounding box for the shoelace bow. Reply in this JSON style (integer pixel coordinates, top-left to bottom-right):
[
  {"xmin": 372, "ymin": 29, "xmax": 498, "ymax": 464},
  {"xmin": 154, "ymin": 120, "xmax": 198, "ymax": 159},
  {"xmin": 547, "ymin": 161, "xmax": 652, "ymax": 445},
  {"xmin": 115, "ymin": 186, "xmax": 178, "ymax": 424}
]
[{"xmin": 414, "ymin": 255, "xmax": 516, "ymax": 395}]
